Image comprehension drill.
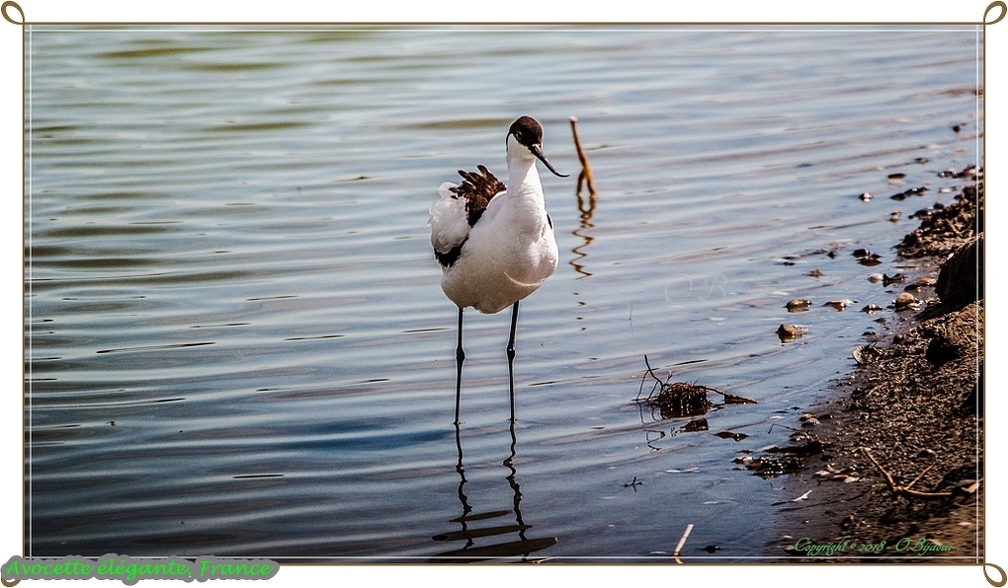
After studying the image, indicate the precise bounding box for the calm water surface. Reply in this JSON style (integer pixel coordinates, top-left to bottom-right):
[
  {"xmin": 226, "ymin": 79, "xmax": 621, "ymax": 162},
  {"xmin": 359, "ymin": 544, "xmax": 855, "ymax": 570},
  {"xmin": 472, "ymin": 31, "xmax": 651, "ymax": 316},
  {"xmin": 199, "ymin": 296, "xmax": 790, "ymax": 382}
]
[{"xmin": 25, "ymin": 25, "xmax": 982, "ymax": 561}]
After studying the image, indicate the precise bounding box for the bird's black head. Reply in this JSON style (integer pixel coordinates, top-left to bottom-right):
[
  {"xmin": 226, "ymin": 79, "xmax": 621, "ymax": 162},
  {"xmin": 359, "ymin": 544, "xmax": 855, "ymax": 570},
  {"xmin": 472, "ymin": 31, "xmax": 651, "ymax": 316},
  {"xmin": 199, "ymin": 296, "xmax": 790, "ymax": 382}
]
[
  {"xmin": 507, "ymin": 115, "xmax": 568, "ymax": 178},
  {"xmin": 508, "ymin": 116, "xmax": 544, "ymax": 150}
]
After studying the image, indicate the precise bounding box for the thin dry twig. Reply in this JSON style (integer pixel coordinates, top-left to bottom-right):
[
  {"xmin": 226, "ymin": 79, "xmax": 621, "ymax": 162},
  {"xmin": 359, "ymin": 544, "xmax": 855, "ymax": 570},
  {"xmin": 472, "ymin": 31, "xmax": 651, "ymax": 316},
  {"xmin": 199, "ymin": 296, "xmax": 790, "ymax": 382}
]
[
  {"xmin": 861, "ymin": 447, "xmax": 956, "ymax": 501},
  {"xmin": 636, "ymin": 354, "xmax": 664, "ymax": 401},
  {"xmin": 569, "ymin": 116, "xmax": 597, "ymax": 196},
  {"xmin": 708, "ymin": 388, "xmax": 757, "ymax": 405},
  {"xmin": 673, "ymin": 523, "xmax": 694, "ymax": 557}
]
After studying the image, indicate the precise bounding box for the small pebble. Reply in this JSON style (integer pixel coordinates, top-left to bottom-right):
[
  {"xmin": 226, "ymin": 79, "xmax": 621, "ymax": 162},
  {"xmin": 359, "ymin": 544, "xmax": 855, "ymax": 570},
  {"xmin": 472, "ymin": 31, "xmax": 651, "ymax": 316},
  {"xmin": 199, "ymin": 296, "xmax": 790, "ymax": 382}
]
[
  {"xmin": 904, "ymin": 277, "xmax": 936, "ymax": 292},
  {"xmin": 852, "ymin": 249, "xmax": 882, "ymax": 265},
  {"xmin": 786, "ymin": 298, "xmax": 812, "ymax": 311},
  {"xmin": 861, "ymin": 304, "xmax": 884, "ymax": 314},
  {"xmin": 808, "ymin": 268, "xmax": 822, "ymax": 277},
  {"xmin": 715, "ymin": 430, "xmax": 747, "ymax": 441},
  {"xmin": 889, "ymin": 211, "xmax": 901, "ymax": 222},
  {"xmin": 867, "ymin": 273, "xmax": 883, "ymax": 283},
  {"xmin": 777, "ymin": 324, "xmax": 808, "ymax": 341},
  {"xmin": 824, "ymin": 299, "xmax": 854, "ymax": 311},
  {"xmin": 894, "ymin": 292, "xmax": 916, "ymax": 308}
]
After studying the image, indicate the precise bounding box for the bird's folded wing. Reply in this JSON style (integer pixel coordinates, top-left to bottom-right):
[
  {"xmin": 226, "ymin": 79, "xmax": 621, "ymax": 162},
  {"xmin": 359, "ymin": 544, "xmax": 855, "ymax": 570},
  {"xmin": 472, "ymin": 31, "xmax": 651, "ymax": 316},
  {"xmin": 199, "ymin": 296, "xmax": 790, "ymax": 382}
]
[
  {"xmin": 428, "ymin": 165, "xmax": 506, "ymax": 256},
  {"xmin": 429, "ymin": 184, "xmax": 471, "ymax": 255}
]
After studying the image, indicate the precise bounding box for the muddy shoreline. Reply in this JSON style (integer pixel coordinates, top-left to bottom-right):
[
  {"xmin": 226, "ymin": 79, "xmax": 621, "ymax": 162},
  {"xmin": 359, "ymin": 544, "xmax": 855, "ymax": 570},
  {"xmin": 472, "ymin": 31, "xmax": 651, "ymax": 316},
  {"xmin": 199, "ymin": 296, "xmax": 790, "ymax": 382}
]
[{"xmin": 769, "ymin": 174, "xmax": 984, "ymax": 562}]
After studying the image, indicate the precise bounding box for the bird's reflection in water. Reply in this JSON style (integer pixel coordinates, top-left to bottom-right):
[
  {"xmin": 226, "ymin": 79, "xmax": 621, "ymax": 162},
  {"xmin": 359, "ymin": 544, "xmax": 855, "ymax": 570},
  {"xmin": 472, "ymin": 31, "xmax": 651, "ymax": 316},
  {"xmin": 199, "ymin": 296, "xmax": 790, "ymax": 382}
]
[{"xmin": 429, "ymin": 420, "xmax": 557, "ymax": 562}]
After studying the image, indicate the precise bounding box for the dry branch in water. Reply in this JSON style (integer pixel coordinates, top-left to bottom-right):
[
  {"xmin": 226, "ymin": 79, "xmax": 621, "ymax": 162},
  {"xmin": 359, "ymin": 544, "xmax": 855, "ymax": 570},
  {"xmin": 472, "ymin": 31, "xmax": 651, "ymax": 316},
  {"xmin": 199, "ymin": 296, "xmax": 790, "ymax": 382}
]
[
  {"xmin": 569, "ymin": 116, "xmax": 597, "ymax": 196},
  {"xmin": 673, "ymin": 523, "xmax": 694, "ymax": 557}
]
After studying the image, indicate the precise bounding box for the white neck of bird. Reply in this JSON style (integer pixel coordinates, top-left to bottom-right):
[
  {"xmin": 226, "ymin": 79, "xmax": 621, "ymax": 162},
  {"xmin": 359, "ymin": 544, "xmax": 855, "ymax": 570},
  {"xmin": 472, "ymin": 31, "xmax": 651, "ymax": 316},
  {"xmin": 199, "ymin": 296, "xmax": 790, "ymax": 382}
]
[{"xmin": 507, "ymin": 155, "xmax": 544, "ymax": 202}]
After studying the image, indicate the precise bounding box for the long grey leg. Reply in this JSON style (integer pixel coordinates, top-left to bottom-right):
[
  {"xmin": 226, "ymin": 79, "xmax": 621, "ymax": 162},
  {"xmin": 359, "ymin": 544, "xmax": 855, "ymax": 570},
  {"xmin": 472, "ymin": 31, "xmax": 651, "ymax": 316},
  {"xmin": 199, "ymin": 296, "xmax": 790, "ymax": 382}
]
[
  {"xmin": 454, "ymin": 307, "xmax": 465, "ymax": 426},
  {"xmin": 507, "ymin": 301, "xmax": 519, "ymax": 422}
]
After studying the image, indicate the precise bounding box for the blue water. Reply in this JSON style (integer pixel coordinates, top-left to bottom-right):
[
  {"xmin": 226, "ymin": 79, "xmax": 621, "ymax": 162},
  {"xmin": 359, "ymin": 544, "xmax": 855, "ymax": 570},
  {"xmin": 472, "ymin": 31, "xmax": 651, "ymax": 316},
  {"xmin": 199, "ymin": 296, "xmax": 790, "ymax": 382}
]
[{"xmin": 24, "ymin": 25, "xmax": 982, "ymax": 560}]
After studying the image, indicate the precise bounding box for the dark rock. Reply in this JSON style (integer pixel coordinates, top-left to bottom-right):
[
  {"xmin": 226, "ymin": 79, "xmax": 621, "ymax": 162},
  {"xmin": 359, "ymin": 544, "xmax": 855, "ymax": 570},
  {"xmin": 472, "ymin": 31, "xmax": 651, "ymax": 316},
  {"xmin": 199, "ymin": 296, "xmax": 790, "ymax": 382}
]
[
  {"xmin": 682, "ymin": 418, "xmax": 709, "ymax": 432},
  {"xmin": 925, "ymin": 335, "xmax": 959, "ymax": 367},
  {"xmin": 936, "ymin": 234, "xmax": 983, "ymax": 305}
]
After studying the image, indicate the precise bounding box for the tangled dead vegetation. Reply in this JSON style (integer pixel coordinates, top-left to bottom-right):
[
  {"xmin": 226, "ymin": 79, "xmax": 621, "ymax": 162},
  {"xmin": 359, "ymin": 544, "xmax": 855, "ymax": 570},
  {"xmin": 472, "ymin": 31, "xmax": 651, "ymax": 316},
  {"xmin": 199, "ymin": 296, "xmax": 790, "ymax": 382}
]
[{"xmin": 637, "ymin": 355, "xmax": 755, "ymax": 420}]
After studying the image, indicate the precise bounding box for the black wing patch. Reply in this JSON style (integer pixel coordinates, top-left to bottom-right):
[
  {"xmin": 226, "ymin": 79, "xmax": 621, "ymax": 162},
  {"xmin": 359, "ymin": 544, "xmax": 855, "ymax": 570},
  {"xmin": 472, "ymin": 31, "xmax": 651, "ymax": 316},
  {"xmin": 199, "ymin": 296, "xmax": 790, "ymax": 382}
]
[
  {"xmin": 451, "ymin": 165, "xmax": 506, "ymax": 226},
  {"xmin": 434, "ymin": 237, "xmax": 466, "ymax": 268}
]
